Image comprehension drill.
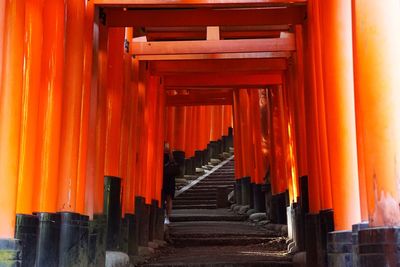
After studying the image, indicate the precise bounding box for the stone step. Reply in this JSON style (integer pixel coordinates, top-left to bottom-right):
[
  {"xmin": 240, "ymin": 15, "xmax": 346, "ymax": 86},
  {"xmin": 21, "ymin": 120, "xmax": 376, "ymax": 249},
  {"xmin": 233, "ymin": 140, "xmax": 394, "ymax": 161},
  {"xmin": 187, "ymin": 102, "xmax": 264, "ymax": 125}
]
[
  {"xmin": 173, "ymin": 199, "xmax": 216, "ymax": 205},
  {"xmin": 175, "ymin": 195, "xmax": 217, "ymax": 201},
  {"xmin": 171, "ymin": 237, "xmax": 276, "ymax": 247},
  {"xmin": 173, "ymin": 204, "xmax": 217, "ymax": 209}
]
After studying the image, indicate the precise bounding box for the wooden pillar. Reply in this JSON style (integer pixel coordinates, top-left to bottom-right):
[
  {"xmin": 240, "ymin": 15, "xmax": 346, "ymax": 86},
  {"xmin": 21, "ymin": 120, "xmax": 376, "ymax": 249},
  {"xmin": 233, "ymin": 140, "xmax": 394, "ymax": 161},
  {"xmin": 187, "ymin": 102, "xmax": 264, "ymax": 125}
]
[
  {"xmin": 0, "ymin": 0, "xmax": 25, "ymax": 238},
  {"xmin": 16, "ymin": 0, "xmax": 43, "ymax": 215},
  {"xmin": 34, "ymin": 0, "xmax": 64, "ymax": 214},
  {"xmin": 103, "ymin": 27, "xmax": 124, "ymax": 178},
  {"xmin": 233, "ymin": 90, "xmax": 243, "ymax": 179},
  {"xmin": 76, "ymin": 0, "xmax": 95, "ymax": 215},
  {"xmin": 0, "ymin": 0, "xmax": 6, "ymax": 93},
  {"xmin": 320, "ymin": 0, "xmax": 361, "ymax": 230},
  {"xmin": 57, "ymin": 0, "xmax": 85, "ymax": 212},
  {"xmin": 239, "ymin": 90, "xmax": 254, "ymax": 179},
  {"xmin": 155, "ymin": 83, "xmax": 166, "ymax": 203},
  {"xmin": 173, "ymin": 106, "xmax": 186, "ymax": 151},
  {"xmin": 184, "ymin": 106, "xmax": 194, "ymax": 157},
  {"xmin": 353, "ymin": 0, "xmax": 400, "ymax": 226},
  {"xmin": 211, "ymin": 105, "xmax": 223, "ymax": 141}
]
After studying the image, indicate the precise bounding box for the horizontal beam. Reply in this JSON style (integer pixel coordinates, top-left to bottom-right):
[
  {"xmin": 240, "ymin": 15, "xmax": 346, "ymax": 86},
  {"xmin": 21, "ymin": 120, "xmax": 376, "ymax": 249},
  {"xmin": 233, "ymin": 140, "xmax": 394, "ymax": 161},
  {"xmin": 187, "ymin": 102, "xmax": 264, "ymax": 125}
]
[
  {"xmin": 95, "ymin": 0, "xmax": 307, "ymax": 8},
  {"xmin": 166, "ymin": 96, "xmax": 233, "ymax": 106},
  {"xmin": 135, "ymin": 52, "xmax": 292, "ymax": 61},
  {"xmin": 131, "ymin": 37, "xmax": 295, "ymax": 55},
  {"xmin": 105, "ymin": 6, "xmax": 306, "ymax": 27},
  {"xmin": 150, "ymin": 58, "xmax": 287, "ymax": 74},
  {"xmin": 164, "ymin": 72, "xmax": 283, "ymax": 88}
]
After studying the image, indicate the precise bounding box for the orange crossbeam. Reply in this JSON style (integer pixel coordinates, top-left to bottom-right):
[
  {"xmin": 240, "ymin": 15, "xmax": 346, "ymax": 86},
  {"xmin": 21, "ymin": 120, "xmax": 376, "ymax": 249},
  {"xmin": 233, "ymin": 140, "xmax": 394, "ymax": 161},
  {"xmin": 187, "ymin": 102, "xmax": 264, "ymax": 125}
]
[
  {"xmin": 164, "ymin": 73, "xmax": 283, "ymax": 88},
  {"xmin": 150, "ymin": 58, "xmax": 287, "ymax": 75},
  {"xmin": 104, "ymin": 6, "xmax": 306, "ymax": 27},
  {"xmin": 131, "ymin": 37, "xmax": 295, "ymax": 55}
]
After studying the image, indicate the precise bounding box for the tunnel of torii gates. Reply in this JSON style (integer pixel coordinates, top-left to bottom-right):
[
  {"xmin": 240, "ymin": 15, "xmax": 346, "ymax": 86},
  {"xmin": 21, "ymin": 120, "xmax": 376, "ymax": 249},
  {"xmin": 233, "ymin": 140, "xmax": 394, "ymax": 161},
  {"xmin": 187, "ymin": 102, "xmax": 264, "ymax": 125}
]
[{"xmin": 1, "ymin": 0, "xmax": 400, "ymax": 266}]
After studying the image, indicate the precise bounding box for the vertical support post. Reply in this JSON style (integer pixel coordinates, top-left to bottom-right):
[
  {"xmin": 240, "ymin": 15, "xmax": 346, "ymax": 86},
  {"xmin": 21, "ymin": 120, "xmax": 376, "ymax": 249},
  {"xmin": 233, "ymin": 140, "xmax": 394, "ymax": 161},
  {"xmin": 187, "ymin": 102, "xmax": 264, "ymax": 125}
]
[{"xmin": 320, "ymin": 0, "xmax": 361, "ymax": 230}]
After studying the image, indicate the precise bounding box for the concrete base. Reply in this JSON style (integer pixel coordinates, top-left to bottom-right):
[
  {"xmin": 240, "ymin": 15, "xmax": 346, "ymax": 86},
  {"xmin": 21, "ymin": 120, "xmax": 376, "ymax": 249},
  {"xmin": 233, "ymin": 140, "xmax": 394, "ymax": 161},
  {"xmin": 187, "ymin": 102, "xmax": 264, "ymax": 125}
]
[
  {"xmin": 352, "ymin": 221, "xmax": 369, "ymax": 267},
  {"xmin": 327, "ymin": 230, "xmax": 352, "ymax": 267},
  {"xmin": 0, "ymin": 238, "xmax": 22, "ymax": 266},
  {"xmin": 249, "ymin": 212, "xmax": 267, "ymax": 222},
  {"xmin": 105, "ymin": 251, "xmax": 129, "ymax": 267},
  {"xmin": 358, "ymin": 226, "xmax": 400, "ymax": 267}
]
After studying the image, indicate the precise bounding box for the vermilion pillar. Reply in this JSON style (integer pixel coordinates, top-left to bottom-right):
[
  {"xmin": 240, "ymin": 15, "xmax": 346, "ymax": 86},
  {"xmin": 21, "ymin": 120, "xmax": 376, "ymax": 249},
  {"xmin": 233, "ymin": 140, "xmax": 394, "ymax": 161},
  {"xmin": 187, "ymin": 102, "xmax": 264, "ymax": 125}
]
[
  {"xmin": 320, "ymin": 0, "xmax": 361, "ymax": 230},
  {"xmin": 239, "ymin": 90, "xmax": 254, "ymax": 179},
  {"xmin": 222, "ymin": 105, "xmax": 233, "ymax": 136},
  {"xmin": 233, "ymin": 90, "xmax": 243, "ymax": 179},
  {"xmin": 173, "ymin": 106, "xmax": 186, "ymax": 151},
  {"xmin": 77, "ymin": 0, "xmax": 95, "ymax": 215},
  {"xmin": 57, "ymin": 0, "xmax": 85, "ymax": 212},
  {"xmin": 211, "ymin": 105, "xmax": 223, "ymax": 141},
  {"xmin": 16, "ymin": 0, "xmax": 43, "ymax": 215},
  {"xmin": 103, "ymin": 28, "xmax": 124, "ymax": 177},
  {"xmin": 352, "ymin": 0, "xmax": 400, "ymax": 226},
  {"xmin": 0, "ymin": 0, "xmax": 5, "ymax": 92},
  {"xmin": 0, "ymin": 0, "xmax": 25, "ymax": 238},
  {"xmin": 184, "ymin": 106, "xmax": 194, "ymax": 157},
  {"xmin": 155, "ymin": 84, "xmax": 166, "ymax": 204},
  {"xmin": 35, "ymin": 0, "xmax": 64, "ymax": 213},
  {"xmin": 311, "ymin": 0, "xmax": 332, "ymax": 210}
]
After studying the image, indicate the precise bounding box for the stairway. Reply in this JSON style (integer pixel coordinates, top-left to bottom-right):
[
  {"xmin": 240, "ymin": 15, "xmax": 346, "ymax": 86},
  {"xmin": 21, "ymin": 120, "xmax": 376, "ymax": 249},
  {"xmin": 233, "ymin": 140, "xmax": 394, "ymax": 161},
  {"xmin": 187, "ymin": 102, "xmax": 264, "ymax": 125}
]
[
  {"xmin": 172, "ymin": 158, "xmax": 235, "ymax": 210},
  {"xmin": 141, "ymin": 156, "xmax": 292, "ymax": 267}
]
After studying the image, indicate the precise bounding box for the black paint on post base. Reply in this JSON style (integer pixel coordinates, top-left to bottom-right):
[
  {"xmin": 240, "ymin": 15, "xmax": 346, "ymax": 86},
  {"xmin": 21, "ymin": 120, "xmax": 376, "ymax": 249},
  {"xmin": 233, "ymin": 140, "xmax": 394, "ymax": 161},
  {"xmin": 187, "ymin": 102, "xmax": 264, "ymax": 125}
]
[
  {"xmin": 0, "ymin": 239, "xmax": 21, "ymax": 267},
  {"xmin": 58, "ymin": 212, "xmax": 81, "ymax": 267},
  {"xmin": 173, "ymin": 151, "xmax": 185, "ymax": 177},
  {"xmin": 241, "ymin": 176, "xmax": 251, "ymax": 206},
  {"xmin": 35, "ymin": 212, "xmax": 61, "ymax": 267},
  {"xmin": 125, "ymin": 214, "xmax": 138, "ymax": 257},
  {"xmin": 14, "ymin": 214, "xmax": 38, "ymax": 267},
  {"xmin": 358, "ymin": 226, "xmax": 400, "ymax": 267},
  {"xmin": 135, "ymin": 196, "xmax": 149, "ymax": 247},
  {"xmin": 202, "ymin": 149, "xmax": 209, "ymax": 166},
  {"xmin": 252, "ymin": 183, "xmax": 266, "ymax": 212},
  {"xmin": 294, "ymin": 201, "xmax": 306, "ymax": 251},
  {"xmin": 299, "ymin": 176, "xmax": 309, "ymax": 214},
  {"xmin": 235, "ymin": 180, "xmax": 242, "ymax": 205},
  {"xmin": 305, "ymin": 213, "xmax": 319, "ymax": 267},
  {"xmin": 271, "ymin": 192, "xmax": 287, "ymax": 224},
  {"xmin": 88, "ymin": 214, "xmax": 107, "ymax": 267},
  {"xmin": 352, "ymin": 222, "xmax": 369, "ymax": 267},
  {"xmin": 155, "ymin": 206, "xmax": 164, "ymax": 241},
  {"xmin": 119, "ymin": 217, "xmax": 129, "ymax": 254},
  {"xmin": 222, "ymin": 136, "xmax": 229, "ymax": 152},
  {"xmin": 79, "ymin": 215, "xmax": 89, "ymax": 266},
  {"xmin": 327, "ymin": 230, "xmax": 352, "ymax": 267},
  {"xmin": 263, "ymin": 183, "xmax": 272, "ymax": 221},
  {"xmin": 319, "ymin": 209, "xmax": 334, "ymax": 267},
  {"xmin": 194, "ymin": 150, "xmax": 203, "ymax": 168},
  {"xmin": 149, "ymin": 200, "xmax": 158, "ymax": 241},
  {"xmin": 104, "ymin": 176, "xmax": 122, "ymax": 251},
  {"xmin": 216, "ymin": 186, "xmax": 229, "ymax": 208}
]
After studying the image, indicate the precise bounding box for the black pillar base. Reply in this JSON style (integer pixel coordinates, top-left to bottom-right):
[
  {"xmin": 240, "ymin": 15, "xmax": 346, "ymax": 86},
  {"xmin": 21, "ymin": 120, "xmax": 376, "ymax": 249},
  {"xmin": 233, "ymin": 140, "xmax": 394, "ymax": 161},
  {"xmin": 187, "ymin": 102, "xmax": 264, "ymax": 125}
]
[
  {"xmin": 319, "ymin": 209, "xmax": 334, "ymax": 267},
  {"xmin": 88, "ymin": 214, "xmax": 107, "ymax": 267},
  {"xmin": 294, "ymin": 201, "xmax": 306, "ymax": 251},
  {"xmin": 352, "ymin": 222, "xmax": 369, "ymax": 267},
  {"xmin": 104, "ymin": 176, "xmax": 122, "ymax": 251},
  {"xmin": 222, "ymin": 135, "xmax": 229, "ymax": 152},
  {"xmin": 0, "ymin": 238, "xmax": 21, "ymax": 266},
  {"xmin": 125, "ymin": 214, "xmax": 138, "ymax": 257},
  {"xmin": 155, "ymin": 206, "xmax": 164, "ymax": 241},
  {"xmin": 217, "ymin": 186, "xmax": 229, "ymax": 208},
  {"xmin": 263, "ymin": 183, "xmax": 272, "ymax": 221},
  {"xmin": 59, "ymin": 212, "xmax": 85, "ymax": 267},
  {"xmin": 271, "ymin": 192, "xmax": 287, "ymax": 224},
  {"xmin": 35, "ymin": 212, "xmax": 60, "ymax": 267},
  {"xmin": 119, "ymin": 217, "xmax": 129, "ymax": 253},
  {"xmin": 241, "ymin": 176, "xmax": 251, "ymax": 206},
  {"xmin": 358, "ymin": 226, "xmax": 400, "ymax": 267},
  {"xmin": 149, "ymin": 200, "xmax": 158, "ymax": 241},
  {"xmin": 202, "ymin": 149, "xmax": 209, "ymax": 165},
  {"xmin": 173, "ymin": 151, "xmax": 185, "ymax": 177},
  {"xmin": 79, "ymin": 215, "xmax": 89, "ymax": 266},
  {"xmin": 15, "ymin": 214, "xmax": 38, "ymax": 267},
  {"xmin": 235, "ymin": 180, "xmax": 242, "ymax": 205},
  {"xmin": 252, "ymin": 183, "xmax": 266, "ymax": 212},
  {"xmin": 135, "ymin": 196, "xmax": 149, "ymax": 247},
  {"xmin": 327, "ymin": 230, "xmax": 352, "ymax": 267},
  {"xmin": 194, "ymin": 150, "xmax": 203, "ymax": 168},
  {"xmin": 305, "ymin": 213, "xmax": 319, "ymax": 267}
]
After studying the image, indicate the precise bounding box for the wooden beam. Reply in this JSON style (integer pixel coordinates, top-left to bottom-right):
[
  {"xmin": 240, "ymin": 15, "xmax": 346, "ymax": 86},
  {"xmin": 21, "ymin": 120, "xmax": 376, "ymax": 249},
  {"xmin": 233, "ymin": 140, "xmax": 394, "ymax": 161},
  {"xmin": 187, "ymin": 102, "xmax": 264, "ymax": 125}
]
[
  {"xmin": 131, "ymin": 37, "xmax": 295, "ymax": 55},
  {"xmin": 95, "ymin": 0, "xmax": 307, "ymax": 8},
  {"xmin": 164, "ymin": 72, "xmax": 283, "ymax": 88},
  {"xmin": 135, "ymin": 52, "xmax": 292, "ymax": 61},
  {"xmin": 166, "ymin": 94, "xmax": 233, "ymax": 106},
  {"xmin": 150, "ymin": 58, "xmax": 287, "ymax": 74},
  {"xmin": 104, "ymin": 6, "xmax": 306, "ymax": 27}
]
